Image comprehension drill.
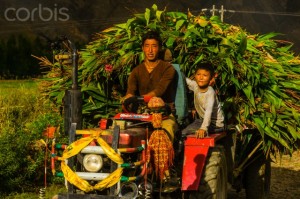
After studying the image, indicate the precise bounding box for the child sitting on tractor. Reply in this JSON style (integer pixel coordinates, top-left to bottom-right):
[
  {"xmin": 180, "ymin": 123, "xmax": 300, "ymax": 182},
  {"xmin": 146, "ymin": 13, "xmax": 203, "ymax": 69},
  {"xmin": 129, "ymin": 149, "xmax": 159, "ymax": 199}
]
[{"xmin": 182, "ymin": 62, "xmax": 225, "ymax": 138}]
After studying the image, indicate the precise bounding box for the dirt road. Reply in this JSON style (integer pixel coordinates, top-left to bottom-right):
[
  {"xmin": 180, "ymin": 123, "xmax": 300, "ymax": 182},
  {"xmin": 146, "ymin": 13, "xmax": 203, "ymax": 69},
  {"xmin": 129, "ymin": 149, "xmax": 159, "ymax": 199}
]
[{"xmin": 228, "ymin": 151, "xmax": 300, "ymax": 199}]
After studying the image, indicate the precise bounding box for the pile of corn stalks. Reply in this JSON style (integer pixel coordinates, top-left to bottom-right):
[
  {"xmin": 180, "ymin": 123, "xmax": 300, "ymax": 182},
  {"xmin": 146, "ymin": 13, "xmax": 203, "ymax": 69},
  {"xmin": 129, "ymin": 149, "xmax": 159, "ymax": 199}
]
[{"xmin": 37, "ymin": 4, "xmax": 300, "ymax": 154}]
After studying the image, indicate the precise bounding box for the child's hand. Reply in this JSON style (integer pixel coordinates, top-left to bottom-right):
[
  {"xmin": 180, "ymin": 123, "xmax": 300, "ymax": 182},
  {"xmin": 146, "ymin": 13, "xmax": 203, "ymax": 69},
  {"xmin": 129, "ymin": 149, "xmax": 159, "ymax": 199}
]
[{"xmin": 195, "ymin": 129, "xmax": 207, "ymax": 139}]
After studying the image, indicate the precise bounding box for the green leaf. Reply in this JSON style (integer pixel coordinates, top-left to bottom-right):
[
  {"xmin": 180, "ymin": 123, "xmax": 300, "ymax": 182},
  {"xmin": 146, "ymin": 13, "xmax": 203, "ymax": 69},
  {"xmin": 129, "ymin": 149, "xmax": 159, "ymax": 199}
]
[
  {"xmin": 253, "ymin": 116, "xmax": 290, "ymax": 149},
  {"xmin": 147, "ymin": 22, "xmax": 157, "ymax": 29},
  {"xmin": 176, "ymin": 20, "xmax": 185, "ymax": 30},
  {"xmin": 230, "ymin": 77, "xmax": 241, "ymax": 89},
  {"xmin": 57, "ymin": 92, "xmax": 65, "ymax": 104},
  {"xmin": 225, "ymin": 57, "xmax": 234, "ymax": 73},
  {"xmin": 280, "ymin": 81, "xmax": 299, "ymax": 90},
  {"xmin": 192, "ymin": 54, "xmax": 204, "ymax": 66},
  {"xmin": 246, "ymin": 45, "xmax": 260, "ymax": 53},
  {"xmin": 167, "ymin": 11, "xmax": 187, "ymax": 19},
  {"xmin": 271, "ymin": 84, "xmax": 283, "ymax": 97},
  {"xmin": 152, "ymin": 4, "xmax": 158, "ymax": 11},
  {"xmin": 187, "ymin": 25, "xmax": 200, "ymax": 37},
  {"xmin": 286, "ymin": 123, "xmax": 299, "ymax": 139},
  {"xmin": 220, "ymin": 38, "xmax": 233, "ymax": 48},
  {"xmin": 274, "ymin": 118, "xmax": 285, "ymax": 128},
  {"xmin": 292, "ymin": 108, "xmax": 300, "ymax": 123},
  {"xmin": 238, "ymin": 33, "xmax": 247, "ymax": 55},
  {"xmin": 145, "ymin": 8, "xmax": 151, "ymax": 25},
  {"xmin": 242, "ymin": 84, "xmax": 255, "ymax": 107},
  {"xmin": 114, "ymin": 23, "xmax": 127, "ymax": 29},
  {"xmin": 126, "ymin": 18, "xmax": 136, "ymax": 29},
  {"xmin": 156, "ymin": 10, "xmax": 163, "ymax": 21},
  {"xmin": 258, "ymin": 32, "xmax": 279, "ymax": 40},
  {"xmin": 277, "ymin": 44, "xmax": 293, "ymax": 53},
  {"xmin": 117, "ymin": 49, "xmax": 125, "ymax": 56},
  {"xmin": 166, "ymin": 37, "xmax": 176, "ymax": 48}
]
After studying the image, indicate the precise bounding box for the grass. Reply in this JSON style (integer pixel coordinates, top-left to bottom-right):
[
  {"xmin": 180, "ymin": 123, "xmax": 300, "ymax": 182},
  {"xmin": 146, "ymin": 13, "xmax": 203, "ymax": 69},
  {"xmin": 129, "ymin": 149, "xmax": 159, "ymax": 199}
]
[
  {"xmin": 0, "ymin": 80, "xmax": 40, "ymax": 132},
  {"xmin": 0, "ymin": 79, "xmax": 38, "ymax": 94},
  {"xmin": 3, "ymin": 184, "xmax": 67, "ymax": 199},
  {"xmin": 0, "ymin": 80, "xmax": 66, "ymax": 198}
]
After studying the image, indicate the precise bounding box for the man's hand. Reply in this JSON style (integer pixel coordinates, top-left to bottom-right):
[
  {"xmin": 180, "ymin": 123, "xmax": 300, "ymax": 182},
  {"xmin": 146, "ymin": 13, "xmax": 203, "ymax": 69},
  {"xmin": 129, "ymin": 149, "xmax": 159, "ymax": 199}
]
[
  {"xmin": 123, "ymin": 96, "xmax": 139, "ymax": 113},
  {"xmin": 121, "ymin": 94, "xmax": 134, "ymax": 103},
  {"xmin": 195, "ymin": 129, "xmax": 207, "ymax": 139}
]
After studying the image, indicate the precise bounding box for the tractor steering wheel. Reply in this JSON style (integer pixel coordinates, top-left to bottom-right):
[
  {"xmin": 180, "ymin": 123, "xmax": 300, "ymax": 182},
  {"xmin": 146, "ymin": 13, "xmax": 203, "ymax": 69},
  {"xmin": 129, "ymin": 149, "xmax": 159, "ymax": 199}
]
[{"xmin": 122, "ymin": 96, "xmax": 144, "ymax": 113}]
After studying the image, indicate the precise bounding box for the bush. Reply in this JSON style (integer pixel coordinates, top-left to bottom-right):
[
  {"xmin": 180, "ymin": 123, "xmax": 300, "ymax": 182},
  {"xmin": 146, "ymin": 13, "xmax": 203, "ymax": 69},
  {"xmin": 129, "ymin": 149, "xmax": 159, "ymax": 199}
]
[{"xmin": 0, "ymin": 80, "xmax": 64, "ymax": 195}]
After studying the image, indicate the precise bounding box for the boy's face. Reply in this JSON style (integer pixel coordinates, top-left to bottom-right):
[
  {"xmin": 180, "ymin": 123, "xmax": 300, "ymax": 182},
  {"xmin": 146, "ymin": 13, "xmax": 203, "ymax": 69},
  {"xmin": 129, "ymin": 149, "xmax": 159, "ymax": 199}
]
[
  {"xmin": 194, "ymin": 69, "xmax": 212, "ymax": 89},
  {"xmin": 142, "ymin": 39, "xmax": 160, "ymax": 62}
]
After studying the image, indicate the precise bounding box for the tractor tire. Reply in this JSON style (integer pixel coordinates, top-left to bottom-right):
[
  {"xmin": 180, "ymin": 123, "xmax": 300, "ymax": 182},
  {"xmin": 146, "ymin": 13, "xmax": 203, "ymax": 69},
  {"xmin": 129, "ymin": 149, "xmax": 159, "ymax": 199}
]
[
  {"xmin": 188, "ymin": 145, "xmax": 228, "ymax": 199},
  {"xmin": 244, "ymin": 154, "xmax": 271, "ymax": 199}
]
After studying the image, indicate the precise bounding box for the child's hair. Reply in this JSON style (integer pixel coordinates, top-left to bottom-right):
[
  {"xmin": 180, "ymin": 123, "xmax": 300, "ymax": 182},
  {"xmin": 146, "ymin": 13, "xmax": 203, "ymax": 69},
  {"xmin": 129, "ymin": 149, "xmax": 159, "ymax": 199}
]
[
  {"xmin": 195, "ymin": 62, "xmax": 215, "ymax": 77},
  {"xmin": 142, "ymin": 30, "xmax": 162, "ymax": 47}
]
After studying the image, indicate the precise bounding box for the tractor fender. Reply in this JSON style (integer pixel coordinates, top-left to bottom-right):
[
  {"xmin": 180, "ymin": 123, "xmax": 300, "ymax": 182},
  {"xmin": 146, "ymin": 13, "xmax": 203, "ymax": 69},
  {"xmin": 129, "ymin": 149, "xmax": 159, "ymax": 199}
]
[{"xmin": 181, "ymin": 132, "xmax": 226, "ymax": 190}]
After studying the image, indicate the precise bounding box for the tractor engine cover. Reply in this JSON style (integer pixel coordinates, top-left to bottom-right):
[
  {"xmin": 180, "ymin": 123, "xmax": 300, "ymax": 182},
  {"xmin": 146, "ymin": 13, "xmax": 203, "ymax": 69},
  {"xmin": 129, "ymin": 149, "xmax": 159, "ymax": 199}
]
[{"xmin": 101, "ymin": 127, "xmax": 147, "ymax": 148}]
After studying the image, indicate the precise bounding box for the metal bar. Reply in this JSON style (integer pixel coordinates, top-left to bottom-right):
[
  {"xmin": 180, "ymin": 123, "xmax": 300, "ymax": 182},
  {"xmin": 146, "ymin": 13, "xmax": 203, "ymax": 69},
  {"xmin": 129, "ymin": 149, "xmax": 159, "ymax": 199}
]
[
  {"xmin": 75, "ymin": 172, "xmax": 110, "ymax": 181},
  {"xmin": 81, "ymin": 146, "xmax": 105, "ymax": 154},
  {"xmin": 233, "ymin": 141, "xmax": 263, "ymax": 177},
  {"xmin": 67, "ymin": 123, "xmax": 77, "ymax": 193},
  {"xmin": 110, "ymin": 125, "xmax": 120, "ymax": 196}
]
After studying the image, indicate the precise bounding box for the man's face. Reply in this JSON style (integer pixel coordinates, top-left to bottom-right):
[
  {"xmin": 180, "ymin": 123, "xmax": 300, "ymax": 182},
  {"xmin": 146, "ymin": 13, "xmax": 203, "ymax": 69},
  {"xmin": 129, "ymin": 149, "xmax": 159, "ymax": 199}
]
[
  {"xmin": 142, "ymin": 39, "xmax": 160, "ymax": 62},
  {"xmin": 195, "ymin": 69, "xmax": 212, "ymax": 89}
]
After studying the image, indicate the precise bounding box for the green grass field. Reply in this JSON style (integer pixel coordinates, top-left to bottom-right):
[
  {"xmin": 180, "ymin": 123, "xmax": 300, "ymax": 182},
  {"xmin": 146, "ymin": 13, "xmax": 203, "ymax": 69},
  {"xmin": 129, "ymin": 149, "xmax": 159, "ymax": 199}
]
[
  {"xmin": 0, "ymin": 80, "xmax": 40, "ymax": 130},
  {"xmin": 0, "ymin": 80, "xmax": 67, "ymax": 198},
  {"xmin": 0, "ymin": 80, "xmax": 38, "ymax": 95},
  {"xmin": 0, "ymin": 80, "xmax": 38, "ymax": 126}
]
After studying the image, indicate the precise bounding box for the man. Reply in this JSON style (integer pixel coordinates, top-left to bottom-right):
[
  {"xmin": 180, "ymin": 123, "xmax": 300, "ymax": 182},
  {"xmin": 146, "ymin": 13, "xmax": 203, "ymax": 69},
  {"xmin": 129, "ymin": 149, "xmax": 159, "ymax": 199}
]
[{"xmin": 123, "ymin": 30, "xmax": 178, "ymax": 141}]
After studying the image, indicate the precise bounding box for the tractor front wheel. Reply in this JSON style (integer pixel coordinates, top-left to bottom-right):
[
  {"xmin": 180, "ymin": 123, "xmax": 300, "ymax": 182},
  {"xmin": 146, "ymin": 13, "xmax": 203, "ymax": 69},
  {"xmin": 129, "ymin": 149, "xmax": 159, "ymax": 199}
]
[{"xmin": 188, "ymin": 145, "xmax": 228, "ymax": 199}]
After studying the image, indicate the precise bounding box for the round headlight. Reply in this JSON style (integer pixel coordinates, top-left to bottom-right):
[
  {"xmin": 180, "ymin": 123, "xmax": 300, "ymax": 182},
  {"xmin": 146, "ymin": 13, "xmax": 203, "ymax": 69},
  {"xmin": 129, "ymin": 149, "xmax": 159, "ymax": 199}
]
[{"xmin": 83, "ymin": 154, "xmax": 103, "ymax": 172}]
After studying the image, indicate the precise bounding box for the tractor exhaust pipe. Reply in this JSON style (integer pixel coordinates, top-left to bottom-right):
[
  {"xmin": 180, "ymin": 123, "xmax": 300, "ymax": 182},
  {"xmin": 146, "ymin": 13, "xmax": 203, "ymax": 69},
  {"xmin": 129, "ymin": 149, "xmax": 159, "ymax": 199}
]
[
  {"xmin": 62, "ymin": 38, "xmax": 82, "ymax": 135},
  {"xmin": 69, "ymin": 39, "xmax": 78, "ymax": 90}
]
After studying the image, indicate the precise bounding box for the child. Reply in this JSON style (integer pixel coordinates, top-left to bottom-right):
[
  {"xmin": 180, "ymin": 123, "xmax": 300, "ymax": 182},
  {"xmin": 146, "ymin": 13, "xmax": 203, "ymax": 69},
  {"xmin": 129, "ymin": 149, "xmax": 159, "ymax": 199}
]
[{"xmin": 182, "ymin": 62, "xmax": 224, "ymax": 138}]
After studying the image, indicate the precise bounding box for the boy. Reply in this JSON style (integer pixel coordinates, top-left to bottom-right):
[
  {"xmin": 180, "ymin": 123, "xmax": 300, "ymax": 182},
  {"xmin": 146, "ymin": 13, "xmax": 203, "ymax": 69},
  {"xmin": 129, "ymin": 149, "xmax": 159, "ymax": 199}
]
[{"xmin": 182, "ymin": 62, "xmax": 224, "ymax": 138}]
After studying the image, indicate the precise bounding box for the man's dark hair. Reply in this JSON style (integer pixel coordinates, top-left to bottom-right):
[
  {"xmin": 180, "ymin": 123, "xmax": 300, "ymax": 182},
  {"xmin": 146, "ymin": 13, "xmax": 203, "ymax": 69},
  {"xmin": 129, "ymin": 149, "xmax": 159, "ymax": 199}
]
[
  {"xmin": 195, "ymin": 62, "xmax": 215, "ymax": 77},
  {"xmin": 142, "ymin": 30, "xmax": 162, "ymax": 47}
]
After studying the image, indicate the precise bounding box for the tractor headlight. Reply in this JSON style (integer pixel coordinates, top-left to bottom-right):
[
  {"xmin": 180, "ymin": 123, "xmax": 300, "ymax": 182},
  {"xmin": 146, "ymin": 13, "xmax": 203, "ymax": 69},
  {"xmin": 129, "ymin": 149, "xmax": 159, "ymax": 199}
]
[{"xmin": 83, "ymin": 154, "xmax": 103, "ymax": 172}]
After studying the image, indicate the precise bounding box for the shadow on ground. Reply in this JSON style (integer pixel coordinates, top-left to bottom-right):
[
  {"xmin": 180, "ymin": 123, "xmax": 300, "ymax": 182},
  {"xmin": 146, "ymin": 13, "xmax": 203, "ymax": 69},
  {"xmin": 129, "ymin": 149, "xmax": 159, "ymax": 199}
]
[{"xmin": 228, "ymin": 152, "xmax": 300, "ymax": 199}]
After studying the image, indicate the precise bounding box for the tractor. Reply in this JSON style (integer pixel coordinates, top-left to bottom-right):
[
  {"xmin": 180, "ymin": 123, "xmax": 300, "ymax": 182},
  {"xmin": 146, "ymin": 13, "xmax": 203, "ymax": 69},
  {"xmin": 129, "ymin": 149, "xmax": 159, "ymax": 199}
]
[{"xmin": 50, "ymin": 38, "xmax": 270, "ymax": 199}]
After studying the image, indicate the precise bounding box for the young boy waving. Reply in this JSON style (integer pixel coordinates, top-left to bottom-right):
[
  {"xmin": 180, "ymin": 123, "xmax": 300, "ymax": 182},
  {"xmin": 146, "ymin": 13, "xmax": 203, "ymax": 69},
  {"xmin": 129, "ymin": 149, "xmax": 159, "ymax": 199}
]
[{"xmin": 182, "ymin": 62, "xmax": 224, "ymax": 138}]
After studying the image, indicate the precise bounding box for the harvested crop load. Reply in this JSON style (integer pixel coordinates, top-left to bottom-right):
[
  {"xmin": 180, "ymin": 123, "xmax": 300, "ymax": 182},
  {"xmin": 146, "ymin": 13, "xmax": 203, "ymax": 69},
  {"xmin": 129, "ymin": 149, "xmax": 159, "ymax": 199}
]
[{"xmin": 37, "ymin": 4, "xmax": 300, "ymax": 155}]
